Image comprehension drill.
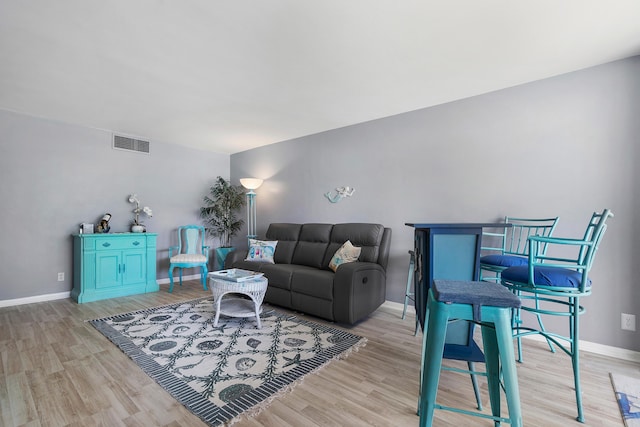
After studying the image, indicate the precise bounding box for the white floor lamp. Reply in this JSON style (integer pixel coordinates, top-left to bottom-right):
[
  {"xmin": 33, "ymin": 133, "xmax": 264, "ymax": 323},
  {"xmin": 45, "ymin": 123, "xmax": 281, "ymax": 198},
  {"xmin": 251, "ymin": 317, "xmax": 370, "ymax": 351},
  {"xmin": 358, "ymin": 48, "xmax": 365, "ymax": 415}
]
[{"xmin": 239, "ymin": 178, "xmax": 263, "ymax": 243}]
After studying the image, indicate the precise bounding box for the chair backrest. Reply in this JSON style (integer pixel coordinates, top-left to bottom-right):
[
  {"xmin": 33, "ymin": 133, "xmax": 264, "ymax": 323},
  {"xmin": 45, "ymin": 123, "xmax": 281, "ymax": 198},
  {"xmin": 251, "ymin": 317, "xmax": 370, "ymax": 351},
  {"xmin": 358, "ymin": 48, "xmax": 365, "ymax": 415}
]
[
  {"xmin": 578, "ymin": 209, "xmax": 613, "ymax": 274},
  {"xmin": 482, "ymin": 216, "xmax": 559, "ymax": 257},
  {"xmin": 528, "ymin": 209, "xmax": 613, "ymax": 292},
  {"xmin": 177, "ymin": 225, "xmax": 206, "ymax": 255}
]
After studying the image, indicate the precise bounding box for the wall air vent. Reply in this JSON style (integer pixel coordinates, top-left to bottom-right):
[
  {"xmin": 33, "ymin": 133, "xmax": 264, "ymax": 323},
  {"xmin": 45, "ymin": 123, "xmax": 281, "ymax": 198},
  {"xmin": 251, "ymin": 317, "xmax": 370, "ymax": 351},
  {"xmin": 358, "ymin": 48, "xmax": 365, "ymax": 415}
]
[{"xmin": 113, "ymin": 134, "xmax": 150, "ymax": 154}]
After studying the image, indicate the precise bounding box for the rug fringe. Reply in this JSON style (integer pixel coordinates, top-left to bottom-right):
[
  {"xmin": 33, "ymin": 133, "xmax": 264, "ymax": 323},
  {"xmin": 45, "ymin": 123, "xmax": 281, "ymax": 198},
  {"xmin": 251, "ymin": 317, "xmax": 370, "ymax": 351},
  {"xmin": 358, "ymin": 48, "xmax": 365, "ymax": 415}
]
[{"xmin": 225, "ymin": 337, "xmax": 368, "ymax": 426}]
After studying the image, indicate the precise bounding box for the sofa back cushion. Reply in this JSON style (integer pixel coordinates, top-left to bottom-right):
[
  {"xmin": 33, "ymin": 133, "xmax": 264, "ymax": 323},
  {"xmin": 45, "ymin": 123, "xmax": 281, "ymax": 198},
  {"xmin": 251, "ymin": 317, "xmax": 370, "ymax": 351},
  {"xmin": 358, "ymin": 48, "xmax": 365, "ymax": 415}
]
[
  {"xmin": 265, "ymin": 223, "xmax": 302, "ymax": 264},
  {"xmin": 322, "ymin": 223, "xmax": 385, "ymax": 268},
  {"xmin": 291, "ymin": 223, "xmax": 333, "ymax": 268}
]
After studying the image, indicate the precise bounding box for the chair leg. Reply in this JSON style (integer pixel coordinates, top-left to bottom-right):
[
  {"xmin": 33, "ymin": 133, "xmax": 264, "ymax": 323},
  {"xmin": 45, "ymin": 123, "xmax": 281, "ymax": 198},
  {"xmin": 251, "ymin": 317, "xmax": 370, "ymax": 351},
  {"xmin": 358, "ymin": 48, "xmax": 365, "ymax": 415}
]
[
  {"xmin": 489, "ymin": 309, "xmax": 523, "ymax": 427},
  {"xmin": 515, "ymin": 306, "xmax": 523, "ymax": 363},
  {"xmin": 419, "ymin": 299, "xmax": 449, "ymax": 427},
  {"xmin": 571, "ymin": 297, "xmax": 584, "ymax": 423},
  {"xmin": 179, "ymin": 269, "xmax": 183, "ymax": 286},
  {"xmin": 480, "ymin": 269, "xmax": 500, "ymax": 283},
  {"xmin": 534, "ymin": 296, "xmax": 556, "ymax": 355},
  {"xmin": 417, "ymin": 292, "xmax": 431, "ymax": 415},
  {"xmin": 467, "ymin": 361, "xmax": 482, "ymax": 410},
  {"xmin": 402, "ymin": 255, "xmax": 414, "ymax": 320},
  {"xmin": 511, "ymin": 289, "xmax": 556, "ymax": 363},
  {"xmin": 201, "ymin": 266, "xmax": 208, "ymax": 290},
  {"xmin": 168, "ymin": 266, "xmax": 175, "ymax": 293},
  {"xmin": 417, "ymin": 288, "xmax": 433, "ymax": 415},
  {"xmin": 481, "ymin": 325, "xmax": 502, "ymax": 426},
  {"xmin": 511, "ymin": 289, "xmax": 524, "ymax": 362}
]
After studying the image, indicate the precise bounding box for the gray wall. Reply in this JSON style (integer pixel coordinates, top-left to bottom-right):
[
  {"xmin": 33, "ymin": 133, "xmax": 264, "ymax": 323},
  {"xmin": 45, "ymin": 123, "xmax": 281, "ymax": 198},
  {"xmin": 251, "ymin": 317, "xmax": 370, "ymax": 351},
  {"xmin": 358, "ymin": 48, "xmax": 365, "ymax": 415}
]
[
  {"xmin": 231, "ymin": 56, "xmax": 640, "ymax": 351},
  {"xmin": 0, "ymin": 109, "xmax": 230, "ymax": 301}
]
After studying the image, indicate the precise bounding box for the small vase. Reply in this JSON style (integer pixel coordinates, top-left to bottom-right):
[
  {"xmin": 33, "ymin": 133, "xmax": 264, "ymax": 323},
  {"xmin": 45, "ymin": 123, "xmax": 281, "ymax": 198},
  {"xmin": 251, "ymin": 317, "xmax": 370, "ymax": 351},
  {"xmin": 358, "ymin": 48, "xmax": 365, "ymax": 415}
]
[{"xmin": 131, "ymin": 224, "xmax": 145, "ymax": 233}]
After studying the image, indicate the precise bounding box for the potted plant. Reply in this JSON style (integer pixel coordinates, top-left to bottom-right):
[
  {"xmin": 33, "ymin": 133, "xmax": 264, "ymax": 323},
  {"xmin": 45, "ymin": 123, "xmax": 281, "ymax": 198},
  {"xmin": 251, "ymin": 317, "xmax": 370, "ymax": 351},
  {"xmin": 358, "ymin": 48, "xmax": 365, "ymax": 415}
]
[
  {"xmin": 200, "ymin": 176, "xmax": 246, "ymax": 270},
  {"xmin": 128, "ymin": 194, "xmax": 153, "ymax": 232}
]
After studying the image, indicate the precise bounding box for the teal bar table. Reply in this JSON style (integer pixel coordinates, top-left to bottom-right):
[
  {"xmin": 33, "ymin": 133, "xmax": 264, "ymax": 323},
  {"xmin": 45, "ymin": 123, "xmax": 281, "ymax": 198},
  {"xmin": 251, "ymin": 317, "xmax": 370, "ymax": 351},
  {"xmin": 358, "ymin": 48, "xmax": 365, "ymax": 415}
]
[{"xmin": 405, "ymin": 223, "xmax": 510, "ymax": 345}]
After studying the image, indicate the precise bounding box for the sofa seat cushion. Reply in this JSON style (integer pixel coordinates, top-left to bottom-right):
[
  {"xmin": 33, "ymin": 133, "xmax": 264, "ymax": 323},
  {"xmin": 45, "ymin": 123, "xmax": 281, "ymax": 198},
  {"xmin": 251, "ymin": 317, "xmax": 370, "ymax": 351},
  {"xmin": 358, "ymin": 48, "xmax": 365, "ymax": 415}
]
[
  {"xmin": 259, "ymin": 264, "xmax": 302, "ymax": 291},
  {"xmin": 291, "ymin": 268, "xmax": 334, "ymax": 300}
]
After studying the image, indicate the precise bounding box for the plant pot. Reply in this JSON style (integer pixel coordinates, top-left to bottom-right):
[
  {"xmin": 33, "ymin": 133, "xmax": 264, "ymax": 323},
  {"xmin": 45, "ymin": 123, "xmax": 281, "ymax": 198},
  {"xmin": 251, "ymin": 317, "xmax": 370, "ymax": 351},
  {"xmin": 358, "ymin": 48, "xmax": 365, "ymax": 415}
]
[
  {"xmin": 131, "ymin": 224, "xmax": 145, "ymax": 233},
  {"xmin": 215, "ymin": 247, "xmax": 235, "ymax": 270}
]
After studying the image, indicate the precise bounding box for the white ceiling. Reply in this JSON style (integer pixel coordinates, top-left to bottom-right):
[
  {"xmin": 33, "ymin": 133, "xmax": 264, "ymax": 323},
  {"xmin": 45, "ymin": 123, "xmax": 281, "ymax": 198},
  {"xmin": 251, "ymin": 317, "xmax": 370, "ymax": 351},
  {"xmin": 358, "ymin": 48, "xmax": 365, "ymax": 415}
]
[{"xmin": 2, "ymin": 1, "xmax": 640, "ymax": 154}]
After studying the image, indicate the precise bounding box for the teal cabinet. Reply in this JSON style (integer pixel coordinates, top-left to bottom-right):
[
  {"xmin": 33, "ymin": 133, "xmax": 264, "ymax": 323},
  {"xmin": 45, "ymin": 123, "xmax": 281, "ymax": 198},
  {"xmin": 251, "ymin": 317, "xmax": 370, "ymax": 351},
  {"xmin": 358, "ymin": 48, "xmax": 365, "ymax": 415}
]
[{"xmin": 72, "ymin": 233, "xmax": 158, "ymax": 303}]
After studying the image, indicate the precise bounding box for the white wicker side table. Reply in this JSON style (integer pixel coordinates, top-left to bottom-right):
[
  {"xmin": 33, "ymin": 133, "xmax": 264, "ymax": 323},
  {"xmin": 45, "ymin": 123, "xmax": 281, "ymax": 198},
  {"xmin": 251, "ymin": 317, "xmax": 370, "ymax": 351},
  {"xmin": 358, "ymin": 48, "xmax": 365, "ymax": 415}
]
[{"xmin": 209, "ymin": 274, "xmax": 268, "ymax": 329}]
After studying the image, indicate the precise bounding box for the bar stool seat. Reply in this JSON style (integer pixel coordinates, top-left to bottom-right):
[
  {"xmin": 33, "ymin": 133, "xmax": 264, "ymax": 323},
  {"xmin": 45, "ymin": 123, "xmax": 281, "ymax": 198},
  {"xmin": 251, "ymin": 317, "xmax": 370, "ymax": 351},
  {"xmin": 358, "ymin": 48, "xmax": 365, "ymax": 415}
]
[{"xmin": 419, "ymin": 280, "xmax": 523, "ymax": 427}]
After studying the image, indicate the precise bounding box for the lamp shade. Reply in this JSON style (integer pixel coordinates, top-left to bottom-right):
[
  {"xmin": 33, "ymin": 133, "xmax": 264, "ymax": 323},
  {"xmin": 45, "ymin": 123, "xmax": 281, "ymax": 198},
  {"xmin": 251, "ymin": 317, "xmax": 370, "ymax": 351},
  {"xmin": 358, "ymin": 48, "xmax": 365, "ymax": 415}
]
[{"xmin": 240, "ymin": 178, "xmax": 263, "ymax": 190}]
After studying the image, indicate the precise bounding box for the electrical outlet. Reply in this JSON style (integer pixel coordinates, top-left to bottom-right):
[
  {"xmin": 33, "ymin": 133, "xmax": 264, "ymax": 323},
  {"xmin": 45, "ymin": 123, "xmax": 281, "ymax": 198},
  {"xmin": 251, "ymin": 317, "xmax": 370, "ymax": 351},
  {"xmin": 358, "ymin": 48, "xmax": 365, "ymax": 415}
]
[
  {"xmin": 621, "ymin": 313, "xmax": 636, "ymax": 331},
  {"xmin": 57, "ymin": 272, "xmax": 65, "ymax": 282}
]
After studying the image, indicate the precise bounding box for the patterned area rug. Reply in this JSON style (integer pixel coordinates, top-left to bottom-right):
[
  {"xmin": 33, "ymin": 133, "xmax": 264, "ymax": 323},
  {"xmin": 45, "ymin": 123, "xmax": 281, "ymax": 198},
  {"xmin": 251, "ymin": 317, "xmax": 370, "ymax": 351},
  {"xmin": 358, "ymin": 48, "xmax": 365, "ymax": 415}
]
[
  {"xmin": 611, "ymin": 373, "xmax": 640, "ymax": 427},
  {"xmin": 90, "ymin": 297, "xmax": 366, "ymax": 426}
]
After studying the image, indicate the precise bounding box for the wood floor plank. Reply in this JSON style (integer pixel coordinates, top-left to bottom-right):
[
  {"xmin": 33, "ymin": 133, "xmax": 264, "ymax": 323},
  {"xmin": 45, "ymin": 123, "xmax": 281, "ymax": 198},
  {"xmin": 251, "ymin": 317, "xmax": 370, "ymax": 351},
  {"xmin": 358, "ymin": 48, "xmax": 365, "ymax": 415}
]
[
  {"xmin": 5, "ymin": 372, "xmax": 39, "ymax": 426},
  {"xmin": 0, "ymin": 281, "xmax": 637, "ymax": 426}
]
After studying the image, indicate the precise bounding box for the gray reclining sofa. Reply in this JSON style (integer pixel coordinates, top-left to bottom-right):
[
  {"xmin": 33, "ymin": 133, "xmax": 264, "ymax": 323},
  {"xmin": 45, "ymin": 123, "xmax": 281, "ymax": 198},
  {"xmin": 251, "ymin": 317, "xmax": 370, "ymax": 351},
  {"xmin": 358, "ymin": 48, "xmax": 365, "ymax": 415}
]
[{"xmin": 225, "ymin": 222, "xmax": 392, "ymax": 324}]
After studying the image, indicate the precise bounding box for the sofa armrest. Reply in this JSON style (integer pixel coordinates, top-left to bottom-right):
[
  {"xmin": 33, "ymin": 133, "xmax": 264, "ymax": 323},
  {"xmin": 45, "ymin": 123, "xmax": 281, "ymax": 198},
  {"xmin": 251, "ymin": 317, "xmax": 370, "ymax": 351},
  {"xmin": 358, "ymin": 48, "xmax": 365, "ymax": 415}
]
[
  {"xmin": 224, "ymin": 249, "xmax": 248, "ymax": 269},
  {"xmin": 333, "ymin": 261, "xmax": 386, "ymax": 324}
]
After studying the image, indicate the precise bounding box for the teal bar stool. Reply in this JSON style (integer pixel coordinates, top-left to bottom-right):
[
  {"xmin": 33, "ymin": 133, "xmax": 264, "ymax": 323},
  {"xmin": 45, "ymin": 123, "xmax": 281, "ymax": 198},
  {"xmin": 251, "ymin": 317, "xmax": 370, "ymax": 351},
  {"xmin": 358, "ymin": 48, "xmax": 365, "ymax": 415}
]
[
  {"xmin": 419, "ymin": 280, "xmax": 523, "ymax": 427},
  {"xmin": 402, "ymin": 250, "xmax": 415, "ymax": 320},
  {"xmin": 402, "ymin": 250, "xmax": 419, "ymax": 334}
]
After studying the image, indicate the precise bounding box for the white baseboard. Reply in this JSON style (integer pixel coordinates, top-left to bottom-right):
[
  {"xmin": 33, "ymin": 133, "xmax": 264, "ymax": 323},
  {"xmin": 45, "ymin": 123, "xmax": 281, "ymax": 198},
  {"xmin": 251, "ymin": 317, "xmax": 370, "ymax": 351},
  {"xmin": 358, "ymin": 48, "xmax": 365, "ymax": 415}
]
[
  {"xmin": 381, "ymin": 300, "xmax": 640, "ymax": 363},
  {"xmin": 0, "ymin": 276, "xmax": 203, "ymax": 308},
  {"xmin": 0, "ymin": 291, "xmax": 71, "ymax": 308},
  {"xmin": 156, "ymin": 274, "xmax": 202, "ymax": 285}
]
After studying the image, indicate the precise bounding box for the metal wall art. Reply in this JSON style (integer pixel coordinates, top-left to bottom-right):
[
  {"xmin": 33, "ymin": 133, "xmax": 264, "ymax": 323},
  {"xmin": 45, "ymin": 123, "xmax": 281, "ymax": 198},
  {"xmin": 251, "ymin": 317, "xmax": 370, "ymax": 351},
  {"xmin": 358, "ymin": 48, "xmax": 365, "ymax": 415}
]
[{"xmin": 325, "ymin": 186, "xmax": 355, "ymax": 203}]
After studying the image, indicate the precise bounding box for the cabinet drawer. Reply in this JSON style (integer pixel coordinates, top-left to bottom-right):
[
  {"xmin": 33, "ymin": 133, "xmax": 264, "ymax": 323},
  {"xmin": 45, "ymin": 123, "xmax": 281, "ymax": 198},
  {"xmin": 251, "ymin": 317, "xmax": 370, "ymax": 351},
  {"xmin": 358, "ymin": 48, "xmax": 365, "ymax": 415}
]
[{"xmin": 95, "ymin": 236, "xmax": 146, "ymax": 251}]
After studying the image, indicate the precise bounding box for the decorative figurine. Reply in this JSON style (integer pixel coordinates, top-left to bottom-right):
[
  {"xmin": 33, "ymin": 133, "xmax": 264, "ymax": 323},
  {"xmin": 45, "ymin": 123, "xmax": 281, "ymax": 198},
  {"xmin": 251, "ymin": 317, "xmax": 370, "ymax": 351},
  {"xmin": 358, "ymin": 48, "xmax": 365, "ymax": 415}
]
[
  {"xmin": 96, "ymin": 213, "xmax": 111, "ymax": 233},
  {"xmin": 325, "ymin": 186, "xmax": 355, "ymax": 203}
]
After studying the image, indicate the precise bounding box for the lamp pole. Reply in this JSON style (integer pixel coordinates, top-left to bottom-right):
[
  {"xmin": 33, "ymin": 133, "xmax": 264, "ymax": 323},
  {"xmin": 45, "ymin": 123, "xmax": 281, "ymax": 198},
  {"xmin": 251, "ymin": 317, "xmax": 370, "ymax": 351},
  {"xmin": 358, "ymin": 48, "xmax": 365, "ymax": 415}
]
[
  {"xmin": 246, "ymin": 189, "xmax": 257, "ymax": 241},
  {"xmin": 239, "ymin": 178, "xmax": 263, "ymax": 245}
]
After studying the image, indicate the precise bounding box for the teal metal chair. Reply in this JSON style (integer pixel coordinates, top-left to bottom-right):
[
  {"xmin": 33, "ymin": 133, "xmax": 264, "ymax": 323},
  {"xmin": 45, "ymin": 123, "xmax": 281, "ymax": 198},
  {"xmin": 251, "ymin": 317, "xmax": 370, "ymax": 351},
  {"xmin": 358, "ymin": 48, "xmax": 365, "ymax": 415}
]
[
  {"xmin": 402, "ymin": 250, "xmax": 420, "ymax": 334},
  {"xmin": 480, "ymin": 216, "xmax": 560, "ymax": 356},
  {"xmin": 419, "ymin": 280, "xmax": 523, "ymax": 427},
  {"xmin": 480, "ymin": 216, "xmax": 559, "ymax": 283},
  {"xmin": 501, "ymin": 209, "xmax": 613, "ymax": 423},
  {"xmin": 168, "ymin": 225, "xmax": 209, "ymax": 292},
  {"xmin": 402, "ymin": 250, "xmax": 415, "ymax": 320}
]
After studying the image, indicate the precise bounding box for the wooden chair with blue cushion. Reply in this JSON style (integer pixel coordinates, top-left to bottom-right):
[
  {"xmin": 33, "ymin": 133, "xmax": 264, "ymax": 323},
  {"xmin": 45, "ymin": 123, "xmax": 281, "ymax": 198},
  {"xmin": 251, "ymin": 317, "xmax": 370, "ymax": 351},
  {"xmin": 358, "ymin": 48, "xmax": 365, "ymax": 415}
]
[
  {"xmin": 480, "ymin": 216, "xmax": 559, "ymax": 283},
  {"xmin": 168, "ymin": 225, "xmax": 209, "ymax": 292},
  {"xmin": 501, "ymin": 208, "xmax": 613, "ymax": 423}
]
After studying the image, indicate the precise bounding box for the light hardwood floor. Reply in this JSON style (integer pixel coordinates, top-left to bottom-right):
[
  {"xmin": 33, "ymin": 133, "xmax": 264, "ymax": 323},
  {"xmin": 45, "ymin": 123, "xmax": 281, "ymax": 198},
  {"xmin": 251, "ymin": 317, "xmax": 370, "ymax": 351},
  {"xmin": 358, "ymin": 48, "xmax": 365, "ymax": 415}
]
[{"xmin": 1, "ymin": 281, "xmax": 638, "ymax": 426}]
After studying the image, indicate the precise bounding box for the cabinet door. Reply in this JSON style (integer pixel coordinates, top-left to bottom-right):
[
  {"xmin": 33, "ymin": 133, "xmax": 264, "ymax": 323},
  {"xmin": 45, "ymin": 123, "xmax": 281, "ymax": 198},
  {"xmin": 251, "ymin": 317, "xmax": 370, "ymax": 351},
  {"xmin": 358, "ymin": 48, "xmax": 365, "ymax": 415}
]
[
  {"xmin": 95, "ymin": 251, "xmax": 122, "ymax": 288},
  {"xmin": 122, "ymin": 250, "xmax": 146, "ymax": 286}
]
